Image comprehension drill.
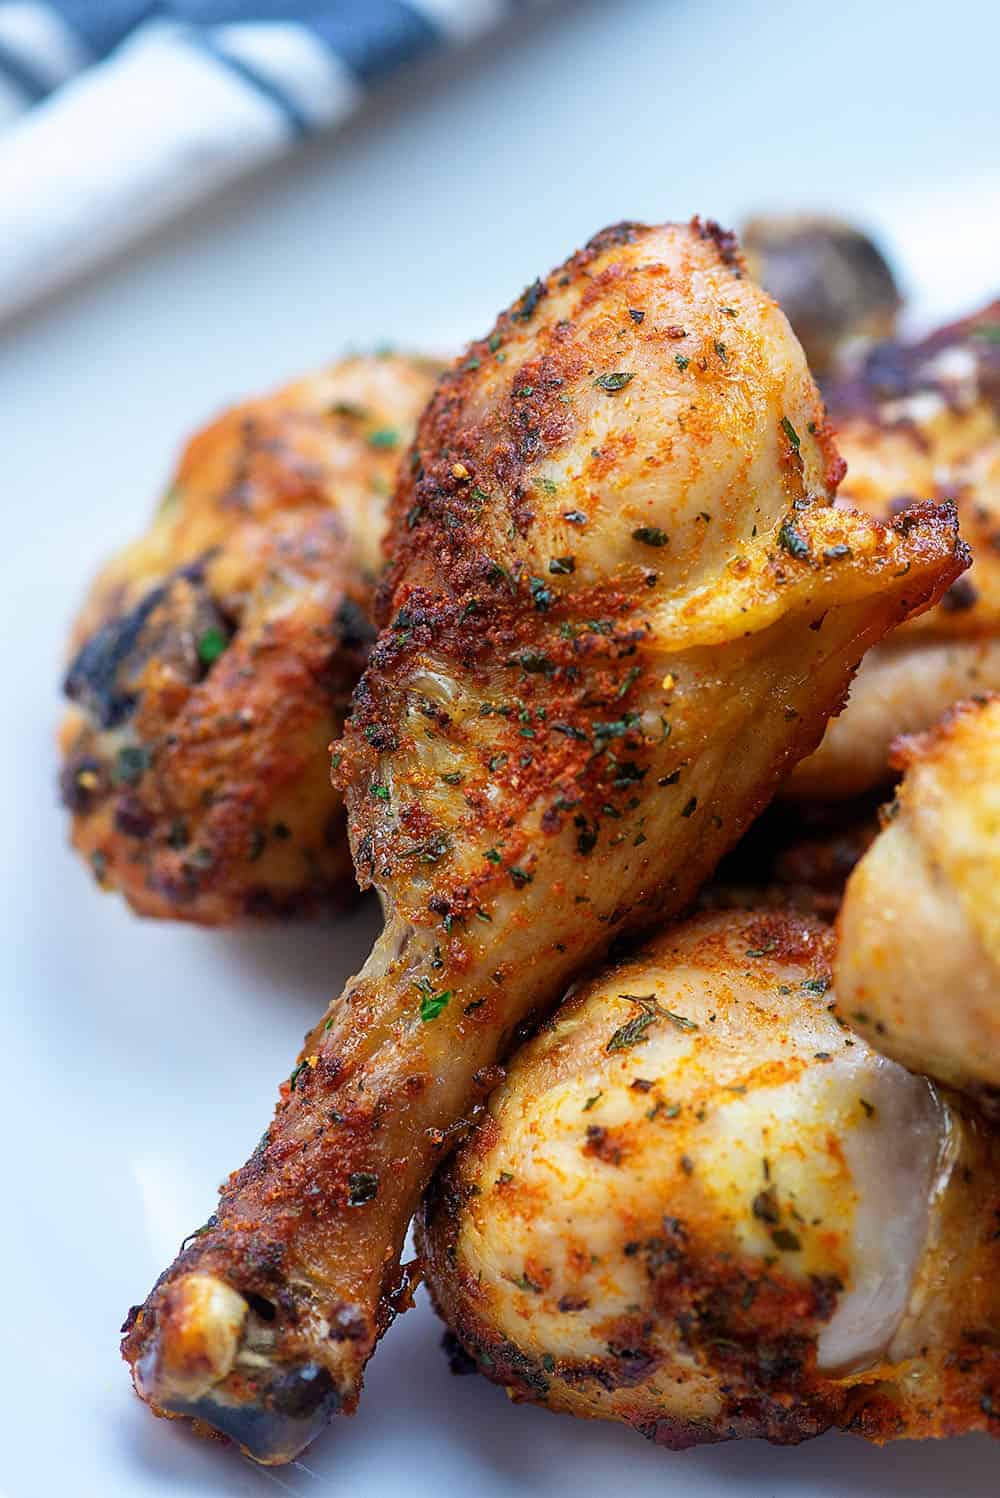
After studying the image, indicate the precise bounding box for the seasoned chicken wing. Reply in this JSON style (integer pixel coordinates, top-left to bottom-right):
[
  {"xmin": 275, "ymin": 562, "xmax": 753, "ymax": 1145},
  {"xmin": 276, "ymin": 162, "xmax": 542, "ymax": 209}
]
[
  {"xmin": 836, "ymin": 693, "xmax": 1000, "ymax": 1114},
  {"xmin": 59, "ymin": 353, "xmax": 441, "ymax": 923},
  {"xmin": 788, "ymin": 302, "xmax": 1000, "ymax": 798},
  {"xmin": 419, "ymin": 908, "xmax": 1000, "ymax": 1448},
  {"xmin": 121, "ymin": 219, "xmax": 965, "ymax": 1463},
  {"xmin": 743, "ymin": 215, "xmax": 900, "ymax": 378}
]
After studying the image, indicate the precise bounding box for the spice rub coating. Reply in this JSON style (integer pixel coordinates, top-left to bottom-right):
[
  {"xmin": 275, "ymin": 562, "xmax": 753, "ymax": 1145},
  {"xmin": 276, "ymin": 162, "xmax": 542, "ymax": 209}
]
[
  {"xmin": 419, "ymin": 908, "xmax": 1000, "ymax": 1449},
  {"xmin": 121, "ymin": 220, "xmax": 965, "ymax": 1463},
  {"xmin": 60, "ymin": 353, "xmax": 440, "ymax": 922}
]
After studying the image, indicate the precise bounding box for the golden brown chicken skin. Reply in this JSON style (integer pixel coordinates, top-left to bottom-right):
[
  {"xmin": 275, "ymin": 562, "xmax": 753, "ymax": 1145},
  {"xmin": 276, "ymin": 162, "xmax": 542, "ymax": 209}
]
[
  {"xmin": 836, "ymin": 694, "xmax": 1000, "ymax": 1115},
  {"xmin": 419, "ymin": 908, "xmax": 1000, "ymax": 1449},
  {"xmin": 120, "ymin": 219, "xmax": 965, "ymax": 1464},
  {"xmin": 59, "ymin": 353, "xmax": 441, "ymax": 923},
  {"xmin": 789, "ymin": 301, "xmax": 1000, "ymax": 798}
]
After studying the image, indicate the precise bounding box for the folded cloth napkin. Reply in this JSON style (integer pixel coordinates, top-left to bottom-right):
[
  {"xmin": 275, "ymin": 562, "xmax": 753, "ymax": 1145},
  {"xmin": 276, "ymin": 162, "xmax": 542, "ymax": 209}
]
[{"xmin": 0, "ymin": 1, "xmax": 538, "ymax": 325}]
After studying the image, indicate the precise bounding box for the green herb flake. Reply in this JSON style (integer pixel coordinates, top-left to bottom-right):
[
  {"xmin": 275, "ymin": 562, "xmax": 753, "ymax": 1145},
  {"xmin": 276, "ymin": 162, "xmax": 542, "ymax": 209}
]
[
  {"xmin": 594, "ymin": 371, "xmax": 635, "ymax": 393},
  {"xmin": 582, "ymin": 1092, "xmax": 603, "ymax": 1112},
  {"xmin": 714, "ymin": 341, "xmax": 728, "ymax": 363},
  {"xmin": 288, "ymin": 1059, "xmax": 310, "ymax": 1092},
  {"xmin": 617, "ymin": 665, "xmax": 641, "ymax": 698},
  {"xmin": 607, "ymin": 1009, "xmax": 657, "ymax": 1053},
  {"xmin": 662, "ymin": 1008, "xmax": 699, "ymax": 1033},
  {"xmin": 747, "ymin": 940, "xmax": 776, "ymax": 958},
  {"xmin": 369, "ymin": 782, "xmax": 390, "ymax": 802},
  {"xmin": 675, "ymin": 354, "xmax": 690, "ymax": 372},
  {"xmin": 781, "ymin": 415, "xmax": 801, "ymax": 451},
  {"xmin": 771, "ymin": 1227, "xmax": 801, "ymax": 1252},
  {"xmin": 347, "ymin": 1171, "xmax": 379, "ymax": 1206},
  {"xmin": 113, "ymin": 745, "xmax": 151, "ymax": 785},
  {"xmin": 367, "ymin": 426, "xmax": 400, "ymax": 450},
  {"xmin": 484, "ymin": 848, "xmax": 502, "ymax": 864},
  {"xmin": 196, "ymin": 627, "xmax": 227, "ymax": 666},
  {"xmin": 416, "ymin": 978, "xmax": 452, "ymax": 1022},
  {"xmin": 549, "ymin": 555, "xmax": 575, "ymax": 574},
  {"xmin": 632, "ymin": 526, "xmax": 669, "ymax": 547},
  {"xmin": 778, "ymin": 519, "xmax": 811, "ymax": 560}
]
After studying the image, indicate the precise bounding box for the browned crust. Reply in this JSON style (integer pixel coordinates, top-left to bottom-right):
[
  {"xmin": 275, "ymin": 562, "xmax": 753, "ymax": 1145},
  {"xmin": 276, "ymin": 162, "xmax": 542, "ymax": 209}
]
[
  {"xmin": 60, "ymin": 355, "xmax": 440, "ymax": 923},
  {"xmin": 419, "ymin": 909, "xmax": 1000, "ymax": 1449},
  {"xmin": 888, "ymin": 688, "xmax": 1000, "ymax": 774}
]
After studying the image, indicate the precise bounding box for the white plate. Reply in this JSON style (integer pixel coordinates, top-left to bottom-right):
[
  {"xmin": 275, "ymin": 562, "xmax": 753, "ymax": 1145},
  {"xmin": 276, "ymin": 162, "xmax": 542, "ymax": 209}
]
[{"xmin": 2, "ymin": 1, "xmax": 999, "ymax": 1494}]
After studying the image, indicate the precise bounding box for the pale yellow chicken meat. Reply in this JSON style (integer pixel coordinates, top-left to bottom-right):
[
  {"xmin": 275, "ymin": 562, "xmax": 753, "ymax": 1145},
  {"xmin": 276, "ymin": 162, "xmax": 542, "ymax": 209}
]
[
  {"xmin": 419, "ymin": 907, "xmax": 1000, "ymax": 1448},
  {"xmin": 120, "ymin": 219, "xmax": 964, "ymax": 1463},
  {"xmin": 59, "ymin": 353, "xmax": 441, "ymax": 923},
  {"xmin": 836, "ymin": 693, "xmax": 1000, "ymax": 1114},
  {"xmin": 788, "ymin": 301, "xmax": 1000, "ymax": 798}
]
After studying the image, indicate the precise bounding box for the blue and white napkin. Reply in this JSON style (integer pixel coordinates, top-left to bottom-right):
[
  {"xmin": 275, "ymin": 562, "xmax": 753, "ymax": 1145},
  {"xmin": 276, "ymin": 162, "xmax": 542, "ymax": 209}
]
[{"xmin": 0, "ymin": 2, "xmax": 537, "ymax": 324}]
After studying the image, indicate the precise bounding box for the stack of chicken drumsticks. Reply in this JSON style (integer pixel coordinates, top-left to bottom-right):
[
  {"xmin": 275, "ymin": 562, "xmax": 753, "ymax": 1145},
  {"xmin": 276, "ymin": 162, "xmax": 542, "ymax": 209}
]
[{"xmin": 58, "ymin": 216, "xmax": 1000, "ymax": 1463}]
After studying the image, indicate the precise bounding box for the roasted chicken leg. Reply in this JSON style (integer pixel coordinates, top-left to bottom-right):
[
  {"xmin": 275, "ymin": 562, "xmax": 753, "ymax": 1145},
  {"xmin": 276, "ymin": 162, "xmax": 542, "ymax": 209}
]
[
  {"xmin": 419, "ymin": 907, "xmax": 1000, "ymax": 1447},
  {"xmin": 121, "ymin": 219, "xmax": 965, "ymax": 1463},
  {"xmin": 60, "ymin": 353, "xmax": 440, "ymax": 922},
  {"xmin": 836, "ymin": 693, "xmax": 1000, "ymax": 1114}
]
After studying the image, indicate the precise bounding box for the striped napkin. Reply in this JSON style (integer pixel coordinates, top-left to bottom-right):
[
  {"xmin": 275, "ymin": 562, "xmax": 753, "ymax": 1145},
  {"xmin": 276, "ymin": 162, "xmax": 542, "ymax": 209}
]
[{"xmin": 0, "ymin": 2, "xmax": 538, "ymax": 325}]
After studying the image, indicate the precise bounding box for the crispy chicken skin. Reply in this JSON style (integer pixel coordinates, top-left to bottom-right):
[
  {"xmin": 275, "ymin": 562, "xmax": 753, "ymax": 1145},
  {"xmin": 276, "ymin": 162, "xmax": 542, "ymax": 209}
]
[
  {"xmin": 788, "ymin": 302, "xmax": 1000, "ymax": 798},
  {"xmin": 743, "ymin": 215, "xmax": 900, "ymax": 378},
  {"xmin": 121, "ymin": 219, "xmax": 966, "ymax": 1463},
  {"xmin": 59, "ymin": 354, "xmax": 440, "ymax": 923},
  {"xmin": 419, "ymin": 908, "xmax": 1000, "ymax": 1448},
  {"xmin": 837, "ymin": 694, "xmax": 1000, "ymax": 1114}
]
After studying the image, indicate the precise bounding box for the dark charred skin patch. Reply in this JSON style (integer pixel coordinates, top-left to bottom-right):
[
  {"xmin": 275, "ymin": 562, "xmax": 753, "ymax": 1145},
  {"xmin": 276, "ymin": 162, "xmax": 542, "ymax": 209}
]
[
  {"xmin": 63, "ymin": 564, "xmax": 216, "ymax": 731},
  {"xmin": 695, "ymin": 217, "xmax": 744, "ymax": 273},
  {"xmin": 583, "ymin": 1124, "xmax": 628, "ymax": 1166},
  {"xmin": 417, "ymin": 1184, "xmax": 852, "ymax": 1445}
]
